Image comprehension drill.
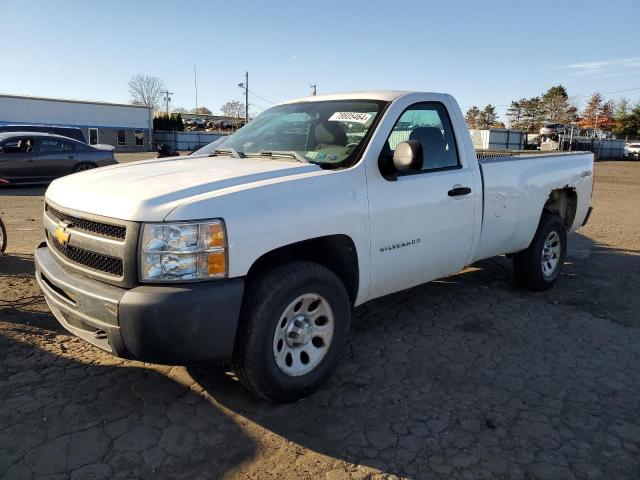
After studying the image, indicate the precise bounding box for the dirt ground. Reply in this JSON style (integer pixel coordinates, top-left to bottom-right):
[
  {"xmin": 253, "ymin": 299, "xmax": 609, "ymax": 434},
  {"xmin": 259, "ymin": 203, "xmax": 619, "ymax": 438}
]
[{"xmin": 1, "ymin": 159, "xmax": 639, "ymax": 479}]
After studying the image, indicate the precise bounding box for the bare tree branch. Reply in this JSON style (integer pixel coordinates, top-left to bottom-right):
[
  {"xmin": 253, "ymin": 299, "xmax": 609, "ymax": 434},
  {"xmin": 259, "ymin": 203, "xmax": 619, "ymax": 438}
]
[{"xmin": 128, "ymin": 74, "xmax": 165, "ymax": 109}]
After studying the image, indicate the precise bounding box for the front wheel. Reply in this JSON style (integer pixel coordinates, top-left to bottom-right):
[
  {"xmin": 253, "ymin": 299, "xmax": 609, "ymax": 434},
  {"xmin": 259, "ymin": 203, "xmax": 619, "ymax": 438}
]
[
  {"xmin": 233, "ymin": 261, "xmax": 351, "ymax": 402},
  {"xmin": 513, "ymin": 213, "xmax": 567, "ymax": 291}
]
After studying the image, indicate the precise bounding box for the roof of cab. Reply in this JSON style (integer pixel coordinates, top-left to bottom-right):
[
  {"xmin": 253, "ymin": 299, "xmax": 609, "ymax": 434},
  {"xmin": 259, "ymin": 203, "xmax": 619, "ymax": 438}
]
[{"xmin": 281, "ymin": 90, "xmax": 413, "ymax": 104}]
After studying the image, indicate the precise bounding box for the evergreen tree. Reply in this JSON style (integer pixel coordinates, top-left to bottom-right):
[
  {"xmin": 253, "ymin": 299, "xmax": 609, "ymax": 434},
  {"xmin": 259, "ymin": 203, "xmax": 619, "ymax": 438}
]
[
  {"xmin": 507, "ymin": 99, "xmax": 526, "ymax": 129},
  {"xmin": 465, "ymin": 106, "xmax": 481, "ymax": 129},
  {"xmin": 541, "ymin": 85, "xmax": 577, "ymax": 125},
  {"xmin": 478, "ymin": 104, "xmax": 498, "ymax": 129},
  {"xmin": 521, "ymin": 97, "xmax": 544, "ymax": 132}
]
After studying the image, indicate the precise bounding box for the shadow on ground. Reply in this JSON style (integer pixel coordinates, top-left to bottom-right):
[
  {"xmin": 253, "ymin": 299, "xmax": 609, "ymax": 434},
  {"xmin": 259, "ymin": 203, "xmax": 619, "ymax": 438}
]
[{"xmin": 1, "ymin": 233, "xmax": 640, "ymax": 478}]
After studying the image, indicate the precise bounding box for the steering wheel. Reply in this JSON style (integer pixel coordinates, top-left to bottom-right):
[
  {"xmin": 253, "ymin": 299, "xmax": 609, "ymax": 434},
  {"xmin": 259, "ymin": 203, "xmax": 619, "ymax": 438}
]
[{"xmin": 344, "ymin": 142, "xmax": 359, "ymax": 154}]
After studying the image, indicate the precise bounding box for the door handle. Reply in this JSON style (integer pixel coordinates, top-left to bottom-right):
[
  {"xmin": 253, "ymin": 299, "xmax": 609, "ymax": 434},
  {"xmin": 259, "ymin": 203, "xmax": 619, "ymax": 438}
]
[
  {"xmin": 68, "ymin": 156, "xmax": 76, "ymax": 159},
  {"xmin": 448, "ymin": 186, "xmax": 471, "ymax": 196}
]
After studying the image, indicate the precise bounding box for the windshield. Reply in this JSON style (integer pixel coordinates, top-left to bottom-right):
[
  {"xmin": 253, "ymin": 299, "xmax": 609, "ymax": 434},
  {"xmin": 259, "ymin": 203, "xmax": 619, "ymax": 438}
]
[
  {"xmin": 198, "ymin": 100, "xmax": 387, "ymax": 166},
  {"xmin": 192, "ymin": 136, "xmax": 227, "ymax": 156}
]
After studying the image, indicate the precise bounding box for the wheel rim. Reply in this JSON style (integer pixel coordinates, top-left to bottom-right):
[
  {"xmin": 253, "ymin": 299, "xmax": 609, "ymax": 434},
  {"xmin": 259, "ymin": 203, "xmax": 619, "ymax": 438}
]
[
  {"xmin": 541, "ymin": 231, "xmax": 561, "ymax": 278},
  {"xmin": 77, "ymin": 164, "xmax": 95, "ymax": 171},
  {"xmin": 273, "ymin": 293, "xmax": 334, "ymax": 377}
]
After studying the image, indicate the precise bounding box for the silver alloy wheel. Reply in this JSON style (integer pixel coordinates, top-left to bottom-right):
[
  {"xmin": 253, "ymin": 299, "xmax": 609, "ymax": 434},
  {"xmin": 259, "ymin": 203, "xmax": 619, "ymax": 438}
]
[
  {"xmin": 77, "ymin": 164, "xmax": 96, "ymax": 171},
  {"xmin": 273, "ymin": 293, "xmax": 334, "ymax": 377},
  {"xmin": 541, "ymin": 230, "xmax": 561, "ymax": 277}
]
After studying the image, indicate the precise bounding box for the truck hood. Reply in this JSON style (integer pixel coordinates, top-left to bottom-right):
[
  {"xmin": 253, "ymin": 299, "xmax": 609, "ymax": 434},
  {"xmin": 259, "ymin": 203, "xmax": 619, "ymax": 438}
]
[{"xmin": 45, "ymin": 155, "xmax": 319, "ymax": 221}]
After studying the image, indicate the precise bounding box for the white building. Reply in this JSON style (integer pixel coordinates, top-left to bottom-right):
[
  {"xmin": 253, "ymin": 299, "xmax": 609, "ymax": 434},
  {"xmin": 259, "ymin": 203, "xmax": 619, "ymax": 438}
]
[{"xmin": 0, "ymin": 93, "xmax": 153, "ymax": 151}]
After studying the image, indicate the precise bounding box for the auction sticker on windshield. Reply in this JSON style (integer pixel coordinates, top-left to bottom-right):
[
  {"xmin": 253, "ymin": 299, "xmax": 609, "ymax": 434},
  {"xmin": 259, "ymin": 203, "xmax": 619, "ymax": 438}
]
[{"xmin": 329, "ymin": 112, "xmax": 372, "ymax": 124}]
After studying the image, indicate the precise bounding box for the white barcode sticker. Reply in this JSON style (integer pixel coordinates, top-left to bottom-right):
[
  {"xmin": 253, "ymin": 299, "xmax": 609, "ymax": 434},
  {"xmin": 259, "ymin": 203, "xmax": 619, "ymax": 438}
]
[{"xmin": 328, "ymin": 112, "xmax": 372, "ymax": 124}]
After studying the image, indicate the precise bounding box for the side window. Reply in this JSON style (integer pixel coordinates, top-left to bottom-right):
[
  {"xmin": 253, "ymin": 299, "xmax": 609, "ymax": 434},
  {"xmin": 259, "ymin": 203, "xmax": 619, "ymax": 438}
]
[
  {"xmin": 38, "ymin": 139, "xmax": 61, "ymax": 154},
  {"xmin": 134, "ymin": 130, "xmax": 144, "ymax": 146},
  {"xmin": 60, "ymin": 140, "xmax": 76, "ymax": 152},
  {"xmin": 384, "ymin": 102, "xmax": 459, "ymax": 172},
  {"xmin": 0, "ymin": 137, "xmax": 35, "ymax": 154},
  {"xmin": 117, "ymin": 130, "xmax": 126, "ymax": 146}
]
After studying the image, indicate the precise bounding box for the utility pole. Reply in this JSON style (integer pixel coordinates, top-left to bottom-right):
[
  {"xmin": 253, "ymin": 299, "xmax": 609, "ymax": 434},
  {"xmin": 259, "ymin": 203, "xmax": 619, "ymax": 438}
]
[
  {"xmin": 238, "ymin": 71, "xmax": 249, "ymax": 124},
  {"xmin": 310, "ymin": 84, "xmax": 317, "ymax": 96},
  {"xmin": 161, "ymin": 90, "xmax": 173, "ymax": 116}
]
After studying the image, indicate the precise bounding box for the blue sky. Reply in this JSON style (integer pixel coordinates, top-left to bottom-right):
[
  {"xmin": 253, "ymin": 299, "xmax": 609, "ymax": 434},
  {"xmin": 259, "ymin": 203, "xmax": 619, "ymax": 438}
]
[{"xmin": 2, "ymin": 0, "xmax": 639, "ymax": 120}]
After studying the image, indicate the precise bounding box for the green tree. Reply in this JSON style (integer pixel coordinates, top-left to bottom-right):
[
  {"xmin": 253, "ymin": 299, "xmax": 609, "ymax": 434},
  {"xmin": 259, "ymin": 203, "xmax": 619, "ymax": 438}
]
[
  {"xmin": 614, "ymin": 100, "xmax": 640, "ymax": 139},
  {"xmin": 521, "ymin": 97, "xmax": 544, "ymax": 132},
  {"xmin": 541, "ymin": 85, "xmax": 577, "ymax": 125},
  {"xmin": 465, "ymin": 106, "xmax": 481, "ymax": 129},
  {"xmin": 507, "ymin": 99, "xmax": 527, "ymax": 130},
  {"xmin": 478, "ymin": 104, "xmax": 499, "ymax": 129},
  {"xmin": 175, "ymin": 113, "xmax": 185, "ymax": 131}
]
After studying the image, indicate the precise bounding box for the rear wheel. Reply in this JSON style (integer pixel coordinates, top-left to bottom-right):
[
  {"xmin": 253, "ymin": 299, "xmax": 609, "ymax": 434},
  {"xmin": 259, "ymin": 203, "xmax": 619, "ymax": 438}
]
[
  {"xmin": 233, "ymin": 261, "xmax": 351, "ymax": 402},
  {"xmin": 72, "ymin": 162, "xmax": 97, "ymax": 173},
  {"xmin": 513, "ymin": 213, "xmax": 567, "ymax": 291}
]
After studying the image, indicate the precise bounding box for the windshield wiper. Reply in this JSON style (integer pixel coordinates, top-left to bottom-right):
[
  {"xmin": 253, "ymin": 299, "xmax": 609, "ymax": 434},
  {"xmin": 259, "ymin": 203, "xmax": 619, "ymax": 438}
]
[
  {"xmin": 209, "ymin": 148, "xmax": 245, "ymax": 158},
  {"xmin": 245, "ymin": 150, "xmax": 310, "ymax": 164}
]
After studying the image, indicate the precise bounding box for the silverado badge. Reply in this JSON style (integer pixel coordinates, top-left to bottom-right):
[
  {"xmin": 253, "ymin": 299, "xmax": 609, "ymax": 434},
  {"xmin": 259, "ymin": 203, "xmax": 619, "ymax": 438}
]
[{"xmin": 54, "ymin": 223, "xmax": 71, "ymax": 245}]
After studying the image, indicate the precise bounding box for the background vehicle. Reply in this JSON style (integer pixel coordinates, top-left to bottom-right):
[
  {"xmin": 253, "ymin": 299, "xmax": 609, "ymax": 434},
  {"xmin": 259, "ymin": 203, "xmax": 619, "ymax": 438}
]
[
  {"xmin": 0, "ymin": 124, "xmax": 87, "ymax": 143},
  {"xmin": 540, "ymin": 123, "xmax": 566, "ymax": 136},
  {"xmin": 156, "ymin": 143, "xmax": 179, "ymax": 158},
  {"xmin": 0, "ymin": 132, "xmax": 116, "ymax": 184},
  {"xmin": 35, "ymin": 91, "xmax": 593, "ymax": 402},
  {"xmin": 625, "ymin": 142, "xmax": 640, "ymax": 159}
]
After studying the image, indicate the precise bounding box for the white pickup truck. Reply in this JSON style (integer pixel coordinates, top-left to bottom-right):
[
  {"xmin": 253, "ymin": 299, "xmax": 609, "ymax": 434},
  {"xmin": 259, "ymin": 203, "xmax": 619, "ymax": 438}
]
[{"xmin": 35, "ymin": 91, "xmax": 594, "ymax": 402}]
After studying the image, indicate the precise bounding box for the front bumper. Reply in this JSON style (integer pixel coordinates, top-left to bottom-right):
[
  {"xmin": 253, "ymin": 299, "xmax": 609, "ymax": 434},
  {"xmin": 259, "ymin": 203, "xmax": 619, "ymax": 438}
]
[{"xmin": 34, "ymin": 242, "xmax": 244, "ymax": 364}]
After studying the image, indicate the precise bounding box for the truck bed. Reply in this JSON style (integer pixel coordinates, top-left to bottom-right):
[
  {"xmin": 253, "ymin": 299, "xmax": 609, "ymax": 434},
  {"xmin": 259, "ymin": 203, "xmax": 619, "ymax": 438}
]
[{"xmin": 472, "ymin": 150, "xmax": 594, "ymax": 263}]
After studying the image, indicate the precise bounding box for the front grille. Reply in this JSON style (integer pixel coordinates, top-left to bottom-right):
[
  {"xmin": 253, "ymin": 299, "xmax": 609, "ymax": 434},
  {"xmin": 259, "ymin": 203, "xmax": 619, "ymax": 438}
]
[
  {"xmin": 46, "ymin": 203, "xmax": 126, "ymax": 240},
  {"xmin": 48, "ymin": 232, "xmax": 124, "ymax": 277}
]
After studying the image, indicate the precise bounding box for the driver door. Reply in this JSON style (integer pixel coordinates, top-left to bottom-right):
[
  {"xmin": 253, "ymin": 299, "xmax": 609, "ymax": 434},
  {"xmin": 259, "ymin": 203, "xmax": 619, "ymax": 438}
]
[{"xmin": 366, "ymin": 101, "xmax": 477, "ymax": 300}]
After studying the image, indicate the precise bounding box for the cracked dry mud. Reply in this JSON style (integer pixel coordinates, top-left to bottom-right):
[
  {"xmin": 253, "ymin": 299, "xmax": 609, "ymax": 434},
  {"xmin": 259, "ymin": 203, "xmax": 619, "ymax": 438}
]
[{"xmin": 1, "ymin": 158, "xmax": 639, "ymax": 479}]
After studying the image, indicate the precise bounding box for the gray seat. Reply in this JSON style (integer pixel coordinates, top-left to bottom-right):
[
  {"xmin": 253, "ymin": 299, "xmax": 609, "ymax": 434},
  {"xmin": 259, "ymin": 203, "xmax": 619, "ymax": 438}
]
[
  {"xmin": 409, "ymin": 127, "xmax": 446, "ymax": 169},
  {"xmin": 314, "ymin": 121, "xmax": 348, "ymax": 148}
]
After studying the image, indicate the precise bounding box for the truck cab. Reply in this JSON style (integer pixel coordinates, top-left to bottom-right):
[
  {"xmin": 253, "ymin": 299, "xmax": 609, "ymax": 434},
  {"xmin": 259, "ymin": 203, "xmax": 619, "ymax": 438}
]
[{"xmin": 35, "ymin": 91, "xmax": 593, "ymax": 402}]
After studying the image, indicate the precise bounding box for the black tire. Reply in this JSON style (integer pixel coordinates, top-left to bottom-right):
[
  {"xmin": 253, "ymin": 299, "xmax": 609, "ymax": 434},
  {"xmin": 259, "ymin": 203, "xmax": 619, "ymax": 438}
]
[
  {"xmin": 0, "ymin": 218, "xmax": 6, "ymax": 254},
  {"xmin": 513, "ymin": 212, "xmax": 567, "ymax": 291},
  {"xmin": 72, "ymin": 162, "xmax": 97, "ymax": 173},
  {"xmin": 233, "ymin": 261, "xmax": 351, "ymax": 402}
]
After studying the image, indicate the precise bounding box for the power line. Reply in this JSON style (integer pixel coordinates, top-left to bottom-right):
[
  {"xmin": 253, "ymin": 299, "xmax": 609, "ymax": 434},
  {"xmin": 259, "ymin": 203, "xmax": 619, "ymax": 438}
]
[{"xmin": 248, "ymin": 89, "xmax": 277, "ymax": 105}]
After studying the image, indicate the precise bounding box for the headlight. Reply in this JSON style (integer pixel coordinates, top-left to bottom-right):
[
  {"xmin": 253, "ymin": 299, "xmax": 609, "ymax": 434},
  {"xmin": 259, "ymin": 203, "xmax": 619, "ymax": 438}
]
[{"xmin": 139, "ymin": 220, "xmax": 226, "ymax": 282}]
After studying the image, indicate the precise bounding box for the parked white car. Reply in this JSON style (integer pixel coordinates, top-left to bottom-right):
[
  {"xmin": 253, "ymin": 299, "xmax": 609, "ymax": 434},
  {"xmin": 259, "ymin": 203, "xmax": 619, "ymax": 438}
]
[
  {"xmin": 540, "ymin": 123, "xmax": 567, "ymax": 136},
  {"xmin": 35, "ymin": 91, "xmax": 594, "ymax": 401},
  {"xmin": 625, "ymin": 142, "xmax": 640, "ymax": 159}
]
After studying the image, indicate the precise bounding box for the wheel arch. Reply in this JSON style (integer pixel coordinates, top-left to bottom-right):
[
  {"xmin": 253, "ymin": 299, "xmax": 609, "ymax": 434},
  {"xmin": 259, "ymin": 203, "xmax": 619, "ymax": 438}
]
[
  {"xmin": 245, "ymin": 234, "xmax": 360, "ymax": 304},
  {"xmin": 542, "ymin": 187, "xmax": 577, "ymax": 229}
]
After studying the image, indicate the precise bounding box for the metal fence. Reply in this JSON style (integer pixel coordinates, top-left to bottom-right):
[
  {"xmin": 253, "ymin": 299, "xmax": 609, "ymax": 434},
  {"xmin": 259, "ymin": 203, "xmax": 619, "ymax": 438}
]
[
  {"xmin": 551, "ymin": 136, "xmax": 626, "ymax": 160},
  {"xmin": 470, "ymin": 129, "xmax": 526, "ymax": 150},
  {"xmin": 153, "ymin": 131, "xmax": 227, "ymax": 151}
]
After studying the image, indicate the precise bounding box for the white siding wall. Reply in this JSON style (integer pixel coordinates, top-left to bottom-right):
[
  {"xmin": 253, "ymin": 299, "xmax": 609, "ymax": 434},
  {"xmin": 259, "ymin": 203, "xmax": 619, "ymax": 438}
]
[{"xmin": 0, "ymin": 95, "xmax": 150, "ymax": 129}]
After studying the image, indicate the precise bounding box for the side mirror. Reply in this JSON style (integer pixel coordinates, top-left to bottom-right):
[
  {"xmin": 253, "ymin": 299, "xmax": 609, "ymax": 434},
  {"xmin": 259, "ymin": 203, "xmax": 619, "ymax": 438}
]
[{"xmin": 393, "ymin": 140, "xmax": 423, "ymax": 171}]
